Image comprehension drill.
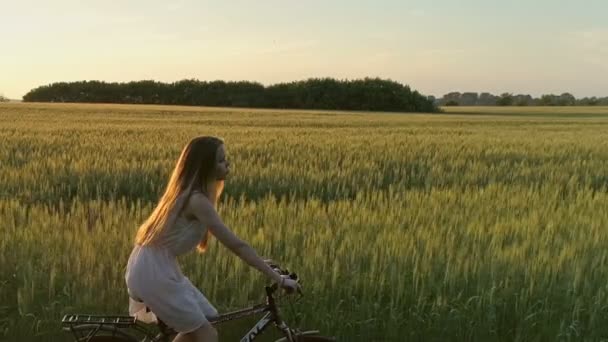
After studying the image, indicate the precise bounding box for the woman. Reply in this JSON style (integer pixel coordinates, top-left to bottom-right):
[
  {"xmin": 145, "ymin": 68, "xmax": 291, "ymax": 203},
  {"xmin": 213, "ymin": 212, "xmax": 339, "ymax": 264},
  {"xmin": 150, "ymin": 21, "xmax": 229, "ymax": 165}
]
[{"xmin": 125, "ymin": 136, "xmax": 299, "ymax": 342}]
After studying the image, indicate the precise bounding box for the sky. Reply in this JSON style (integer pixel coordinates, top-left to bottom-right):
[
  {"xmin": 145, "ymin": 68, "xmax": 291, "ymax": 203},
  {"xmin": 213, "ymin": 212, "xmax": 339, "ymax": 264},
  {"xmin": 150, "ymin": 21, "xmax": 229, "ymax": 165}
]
[{"xmin": 1, "ymin": 0, "xmax": 607, "ymax": 100}]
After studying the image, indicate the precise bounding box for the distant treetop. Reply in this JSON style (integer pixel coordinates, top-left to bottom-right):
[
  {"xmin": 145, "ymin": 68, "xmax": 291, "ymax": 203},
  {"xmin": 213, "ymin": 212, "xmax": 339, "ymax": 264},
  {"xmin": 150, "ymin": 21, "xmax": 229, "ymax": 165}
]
[
  {"xmin": 435, "ymin": 91, "xmax": 607, "ymax": 106},
  {"xmin": 22, "ymin": 77, "xmax": 440, "ymax": 113}
]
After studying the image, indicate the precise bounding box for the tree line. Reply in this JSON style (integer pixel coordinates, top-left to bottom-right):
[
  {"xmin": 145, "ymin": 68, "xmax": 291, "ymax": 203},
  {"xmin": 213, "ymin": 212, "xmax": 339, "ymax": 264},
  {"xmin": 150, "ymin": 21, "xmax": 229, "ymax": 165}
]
[
  {"xmin": 22, "ymin": 78, "xmax": 439, "ymax": 113},
  {"xmin": 434, "ymin": 92, "xmax": 608, "ymax": 106}
]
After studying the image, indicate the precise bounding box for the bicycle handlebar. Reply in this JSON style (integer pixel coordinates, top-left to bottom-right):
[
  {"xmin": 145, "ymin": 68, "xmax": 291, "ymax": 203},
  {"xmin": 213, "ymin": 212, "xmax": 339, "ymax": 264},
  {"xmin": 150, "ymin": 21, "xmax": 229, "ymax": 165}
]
[{"xmin": 264, "ymin": 260, "xmax": 303, "ymax": 296}]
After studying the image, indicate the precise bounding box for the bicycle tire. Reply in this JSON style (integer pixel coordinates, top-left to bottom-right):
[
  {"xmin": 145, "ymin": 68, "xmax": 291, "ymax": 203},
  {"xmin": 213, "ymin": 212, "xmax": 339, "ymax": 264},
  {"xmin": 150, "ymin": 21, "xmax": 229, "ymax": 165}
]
[
  {"xmin": 77, "ymin": 337, "xmax": 133, "ymax": 342},
  {"xmin": 274, "ymin": 330, "xmax": 336, "ymax": 342},
  {"xmin": 65, "ymin": 324, "xmax": 139, "ymax": 342},
  {"xmin": 290, "ymin": 336, "xmax": 336, "ymax": 342}
]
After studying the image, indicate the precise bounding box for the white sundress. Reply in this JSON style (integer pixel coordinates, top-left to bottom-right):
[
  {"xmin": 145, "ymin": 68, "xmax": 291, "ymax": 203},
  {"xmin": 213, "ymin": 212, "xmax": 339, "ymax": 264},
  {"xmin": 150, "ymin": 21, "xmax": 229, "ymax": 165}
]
[{"xmin": 124, "ymin": 213, "xmax": 219, "ymax": 333}]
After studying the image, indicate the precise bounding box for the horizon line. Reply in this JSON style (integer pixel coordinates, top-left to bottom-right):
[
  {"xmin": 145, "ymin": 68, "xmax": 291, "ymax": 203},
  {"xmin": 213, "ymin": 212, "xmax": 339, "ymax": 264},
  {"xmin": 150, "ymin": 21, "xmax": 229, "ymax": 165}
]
[{"xmin": 7, "ymin": 76, "xmax": 607, "ymax": 100}]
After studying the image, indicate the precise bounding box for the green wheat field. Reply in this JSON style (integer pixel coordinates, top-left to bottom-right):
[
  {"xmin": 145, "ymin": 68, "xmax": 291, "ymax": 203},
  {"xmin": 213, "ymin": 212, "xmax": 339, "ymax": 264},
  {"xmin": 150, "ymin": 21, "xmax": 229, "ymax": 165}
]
[{"xmin": 2, "ymin": 103, "xmax": 608, "ymax": 341}]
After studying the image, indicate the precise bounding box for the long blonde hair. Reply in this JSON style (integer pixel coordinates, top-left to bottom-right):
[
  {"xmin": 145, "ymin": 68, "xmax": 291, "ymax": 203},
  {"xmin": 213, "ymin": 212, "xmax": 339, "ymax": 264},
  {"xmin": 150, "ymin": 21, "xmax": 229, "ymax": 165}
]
[{"xmin": 135, "ymin": 136, "xmax": 225, "ymax": 253}]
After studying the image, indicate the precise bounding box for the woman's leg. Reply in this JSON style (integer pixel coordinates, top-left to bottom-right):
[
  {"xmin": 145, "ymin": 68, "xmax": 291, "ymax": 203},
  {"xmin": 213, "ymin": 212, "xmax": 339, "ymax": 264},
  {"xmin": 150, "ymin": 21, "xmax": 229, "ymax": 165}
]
[{"xmin": 172, "ymin": 321, "xmax": 218, "ymax": 342}]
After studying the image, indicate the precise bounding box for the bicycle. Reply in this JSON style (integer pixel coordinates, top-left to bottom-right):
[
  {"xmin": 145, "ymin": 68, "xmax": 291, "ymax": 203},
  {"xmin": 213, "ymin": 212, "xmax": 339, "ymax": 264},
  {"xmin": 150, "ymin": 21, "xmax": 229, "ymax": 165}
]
[{"xmin": 61, "ymin": 261, "xmax": 335, "ymax": 342}]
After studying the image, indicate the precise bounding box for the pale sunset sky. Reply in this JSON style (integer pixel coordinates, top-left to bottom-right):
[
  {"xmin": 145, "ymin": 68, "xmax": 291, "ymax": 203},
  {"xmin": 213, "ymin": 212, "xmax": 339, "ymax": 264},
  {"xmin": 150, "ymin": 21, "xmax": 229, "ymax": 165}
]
[{"xmin": 1, "ymin": 0, "xmax": 607, "ymax": 100}]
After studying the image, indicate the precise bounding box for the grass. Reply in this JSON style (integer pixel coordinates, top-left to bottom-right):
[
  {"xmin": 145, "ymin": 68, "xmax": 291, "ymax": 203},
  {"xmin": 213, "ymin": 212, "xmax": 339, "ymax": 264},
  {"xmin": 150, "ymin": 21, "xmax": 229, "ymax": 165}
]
[{"xmin": 2, "ymin": 102, "xmax": 608, "ymax": 341}]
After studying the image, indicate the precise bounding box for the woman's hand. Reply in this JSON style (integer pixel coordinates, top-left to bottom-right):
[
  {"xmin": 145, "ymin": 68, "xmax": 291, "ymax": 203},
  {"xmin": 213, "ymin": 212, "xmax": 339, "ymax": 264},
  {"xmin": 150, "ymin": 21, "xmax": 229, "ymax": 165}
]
[{"xmin": 279, "ymin": 276, "xmax": 301, "ymax": 294}]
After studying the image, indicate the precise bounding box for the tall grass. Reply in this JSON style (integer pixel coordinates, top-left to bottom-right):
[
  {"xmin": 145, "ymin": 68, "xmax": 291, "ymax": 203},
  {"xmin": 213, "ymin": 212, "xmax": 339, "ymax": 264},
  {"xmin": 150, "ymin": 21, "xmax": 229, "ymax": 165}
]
[{"xmin": 2, "ymin": 103, "xmax": 608, "ymax": 341}]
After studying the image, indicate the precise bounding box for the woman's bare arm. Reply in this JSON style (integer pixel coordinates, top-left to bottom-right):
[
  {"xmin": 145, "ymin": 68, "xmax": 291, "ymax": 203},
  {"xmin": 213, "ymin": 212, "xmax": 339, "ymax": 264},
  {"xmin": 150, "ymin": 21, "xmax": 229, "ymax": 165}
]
[{"xmin": 186, "ymin": 193, "xmax": 284, "ymax": 284}]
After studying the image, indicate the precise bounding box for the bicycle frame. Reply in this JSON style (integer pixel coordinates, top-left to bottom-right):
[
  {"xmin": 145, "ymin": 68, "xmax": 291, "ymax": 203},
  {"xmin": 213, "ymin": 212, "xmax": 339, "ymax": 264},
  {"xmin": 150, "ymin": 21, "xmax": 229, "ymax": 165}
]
[
  {"xmin": 63, "ymin": 284, "xmax": 298, "ymax": 342},
  {"xmin": 151, "ymin": 304, "xmax": 282, "ymax": 342},
  {"xmin": 211, "ymin": 307, "xmax": 285, "ymax": 342},
  {"xmin": 172, "ymin": 284, "xmax": 293, "ymax": 342},
  {"xmin": 63, "ymin": 261, "xmax": 309, "ymax": 342}
]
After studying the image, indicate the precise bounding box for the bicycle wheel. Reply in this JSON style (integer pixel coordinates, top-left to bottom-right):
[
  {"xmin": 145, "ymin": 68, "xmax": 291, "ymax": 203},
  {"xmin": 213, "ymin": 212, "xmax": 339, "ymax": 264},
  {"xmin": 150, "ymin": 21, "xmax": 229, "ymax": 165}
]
[
  {"xmin": 274, "ymin": 330, "xmax": 336, "ymax": 342},
  {"xmin": 65, "ymin": 324, "xmax": 139, "ymax": 342},
  {"xmin": 78, "ymin": 337, "xmax": 133, "ymax": 342}
]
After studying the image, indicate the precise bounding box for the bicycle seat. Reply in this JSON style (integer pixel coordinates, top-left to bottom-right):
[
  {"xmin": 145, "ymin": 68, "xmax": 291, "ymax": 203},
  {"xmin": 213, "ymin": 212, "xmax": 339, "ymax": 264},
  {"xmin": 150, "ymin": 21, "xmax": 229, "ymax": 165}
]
[{"xmin": 128, "ymin": 292, "xmax": 158, "ymax": 324}]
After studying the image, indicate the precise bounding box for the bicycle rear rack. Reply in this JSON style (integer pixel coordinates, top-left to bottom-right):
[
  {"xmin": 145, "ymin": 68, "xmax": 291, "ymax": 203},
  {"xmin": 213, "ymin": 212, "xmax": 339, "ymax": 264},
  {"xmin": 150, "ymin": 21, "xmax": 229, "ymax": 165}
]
[
  {"xmin": 62, "ymin": 314, "xmax": 156, "ymax": 342},
  {"xmin": 62, "ymin": 314, "xmax": 138, "ymax": 327}
]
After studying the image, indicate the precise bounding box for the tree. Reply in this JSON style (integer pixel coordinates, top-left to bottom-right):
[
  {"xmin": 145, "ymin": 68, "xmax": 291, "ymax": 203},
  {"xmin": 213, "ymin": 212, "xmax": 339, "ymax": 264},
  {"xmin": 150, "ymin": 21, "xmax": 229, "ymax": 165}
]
[
  {"xmin": 584, "ymin": 97, "xmax": 599, "ymax": 106},
  {"xmin": 0, "ymin": 94, "xmax": 9, "ymax": 102},
  {"xmin": 514, "ymin": 94, "xmax": 533, "ymax": 106},
  {"xmin": 539, "ymin": 94, "xmax": 556, "ymax": 106},
  {"xmin": 21, "ymin": 78, "xmax": 440, "ymax": 113},
  {"xmin": 557, "ymin": 92, "xmax": 576, "ymax": 106},
  {"xmin": 439, "ymin": 92, "xmax": 461, "ymax": 106},
  {"xmin": 435, "ymin": 91, "xmax": 606, "ymax": 106},
  {"xmin": 478, "ymin": 92, "xmax": 498, "ymax": 106},
  {"xmin": 496, "ymin": 93, "xmax": 514, "ymax": 106},
  {"xmin": 460, "ymin": 92, "xmax": 479, "ymax": 106}
]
